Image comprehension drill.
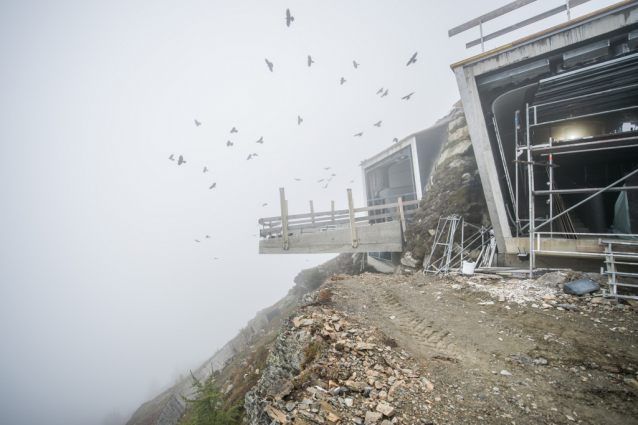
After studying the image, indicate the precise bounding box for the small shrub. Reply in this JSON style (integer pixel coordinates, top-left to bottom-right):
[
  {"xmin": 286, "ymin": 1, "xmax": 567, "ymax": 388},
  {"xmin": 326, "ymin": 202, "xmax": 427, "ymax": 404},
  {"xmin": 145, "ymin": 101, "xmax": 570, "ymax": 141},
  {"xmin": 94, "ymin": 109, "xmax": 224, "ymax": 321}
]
[
  {"xmin": 179, "ymin": 372, "xmax": 242, "ymax": 425},
  {"xmin": 306, "ymin": 269, "xmax": 326, "ymax": 291},
  {"xmin": 302, "ymin": 342, "xmax": 320, "ymax": 368},
  {"xmin": 318, "ymin": 289, "xmax": 332, "ymax": 304}
]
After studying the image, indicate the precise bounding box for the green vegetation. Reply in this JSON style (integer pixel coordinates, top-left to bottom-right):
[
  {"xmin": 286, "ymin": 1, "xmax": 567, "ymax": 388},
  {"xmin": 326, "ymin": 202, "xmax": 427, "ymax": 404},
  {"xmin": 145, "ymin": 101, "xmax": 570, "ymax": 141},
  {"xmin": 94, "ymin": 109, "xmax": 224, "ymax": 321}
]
[
  {"xmin": 179, "ymin": 371, "xmax": 242, "ymax": 425},
  {"xmin": 306, "ymin": 269, "xmax": 326, "ymax": 291},
  {"xmin": 302, "ymin": 342, "xmax": 320, "ymax": 368}
]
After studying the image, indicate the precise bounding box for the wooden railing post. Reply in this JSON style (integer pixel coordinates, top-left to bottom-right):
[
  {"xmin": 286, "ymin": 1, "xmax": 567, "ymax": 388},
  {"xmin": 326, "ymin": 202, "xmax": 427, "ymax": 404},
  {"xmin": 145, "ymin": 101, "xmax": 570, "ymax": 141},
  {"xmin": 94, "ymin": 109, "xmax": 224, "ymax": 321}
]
[
  {"xmin": 331, "ymin": 201, "xmax": 335, "ymax": 224},
  {"xmin": 347, "ymin": 189, "xmax": 358, "ymax": 248},
  {"xmin": 398, "ymin": 197, "xmax": 406, "ymax": 241},
  {"xmin": 279, "ymin": 188, "xmax": 289, "ymax": 250},
  {"xmin": 310, "ymin": 201, "xmax": 315, "ymax": 224}
]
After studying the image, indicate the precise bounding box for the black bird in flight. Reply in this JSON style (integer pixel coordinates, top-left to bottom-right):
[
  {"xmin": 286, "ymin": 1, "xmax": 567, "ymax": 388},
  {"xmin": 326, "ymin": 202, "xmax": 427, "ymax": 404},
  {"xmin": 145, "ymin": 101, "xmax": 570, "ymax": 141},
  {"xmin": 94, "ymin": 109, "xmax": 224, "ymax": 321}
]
[
  {"xmin": 294, "ymin": 178, "xmax": 301, "ymax": 181},
  {"xmin": 209, "ymin": 183, "xmax": 216, "ymax": 189},
  {"xmin": 406, "ymin": 52, "xmax": 418, "ymax": 66},
  {"xmin": 227, "ymin": 141, "xmax": 233, "ymax": 147},
  {"xmin": 353, "ymin": 61, "xmax": 359, "ymax": 68},
  {"xmin": 231, "ymin": 127, "xmax": 238, "ymax": 133},
  {"xmin": 340, "ymin": 77, "xmax": 346, "ymax": 85},
  {"xmin": 393, "ymin": 138, "xmax": 399, "ymax": 143},
  {"xmin": 203, "ymin": 167, "xmax": 208, "ymax": 173},
  {"xmin": 286, "ymin": 9, "xmax": 294, "ymax": 27},
  {"xmin": 331, "ymin": 174, "xmax": 336, "ymax": 176},
  {"xmin": 381, "ymin": 89, "xmax": 388, "ymax": 98},
  {"xmin": 262, "ymin": 203, "xmax": 267, "ymax": 206},
  {"xmin": 298, "ymin": 116, "xmax": 303, "ymax": 125},
  {"xmin": 350, "ymin": 180, "xmax": 355, "ymax": 183},
  {"xmin": 354, "ymin": 132, "xmax": 363, "ymax": 137},
  {"xmin": 195, "ymin": 240, "xmax": 200, "ymax": 243},
  {"xmin": 402, "ymin": 92, "xmax": 415, "ymax": 100},
  {"xmin": 256, "ymin": 136, "xmax": 264, "ymax": 144},
  {"xmin": 168, "ymin": 154, "xmax": 175, "ymax": 161},
  {"xmin": 327, "ymin": 178, "xmax": 332, "ymax": 182},
  {"xmin": 194, "ymin": 119, "xmax": 201, "ymax": 126},
  {"xmin": 374, "ymin": 121, "xmax": 382, "ymax": 127},
  {"xmin": 178, "ymin": 155, "xmax": 186, "ymax": 165},
  {"xmin": 247, "ymin": 154, "xmax": 253, "ymax": 160},
  {"xmin": 376, "ymin": 87, "xmax": 384, "ymax": 94},
  {"xmin": 253, "ymin": 153, "xmax": 258, "ymax": 157},
  {"xmin": 214, "ymin": 257, "xmax": 218, "ymax": 259},
  {"xmin": 324, "ymin": 167, "xmax": 330, "ymax": 170},
  {"xmin": 308, "ymin": 55, "xmax": 314, "ymax": 67},
  {"xmin": 318, "ymin": 179, "xmax": 324, "ymax": 182},
  {"xmin": 206, "ymin": 235, "xmax": 210, "ymax": 238},
  {"xmin": 322, "ymin": 183, "xmax": 328, "ymax": 189},
  {"xmin": 265, "ymin": 59, "xmax": 273, "ymax": 72}
]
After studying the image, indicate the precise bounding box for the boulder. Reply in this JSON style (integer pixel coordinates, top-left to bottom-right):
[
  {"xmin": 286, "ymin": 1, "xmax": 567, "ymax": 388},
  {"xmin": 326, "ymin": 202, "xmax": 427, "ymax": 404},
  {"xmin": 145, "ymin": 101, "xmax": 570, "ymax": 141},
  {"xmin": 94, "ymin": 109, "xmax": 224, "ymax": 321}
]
[{"xmin": 267, "ymin": 379, "xmax": 294, "ymax": 400}]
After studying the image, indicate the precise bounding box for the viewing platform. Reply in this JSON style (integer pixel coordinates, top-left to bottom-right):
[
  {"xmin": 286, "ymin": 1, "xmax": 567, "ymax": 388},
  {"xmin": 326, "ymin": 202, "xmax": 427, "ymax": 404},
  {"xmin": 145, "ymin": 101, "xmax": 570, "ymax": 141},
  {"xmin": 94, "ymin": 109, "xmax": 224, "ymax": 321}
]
[{"xmin": 258, "ymin": 188, "xmax": 419, "ymax": 254}]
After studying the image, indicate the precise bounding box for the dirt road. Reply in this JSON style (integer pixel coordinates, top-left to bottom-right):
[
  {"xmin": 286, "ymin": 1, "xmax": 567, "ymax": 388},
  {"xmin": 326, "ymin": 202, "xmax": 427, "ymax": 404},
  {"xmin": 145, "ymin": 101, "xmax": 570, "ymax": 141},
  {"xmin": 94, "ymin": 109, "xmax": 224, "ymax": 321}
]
[{"xmin": 329, "ymin": 272, "xmax": 638, "ymax": 424}]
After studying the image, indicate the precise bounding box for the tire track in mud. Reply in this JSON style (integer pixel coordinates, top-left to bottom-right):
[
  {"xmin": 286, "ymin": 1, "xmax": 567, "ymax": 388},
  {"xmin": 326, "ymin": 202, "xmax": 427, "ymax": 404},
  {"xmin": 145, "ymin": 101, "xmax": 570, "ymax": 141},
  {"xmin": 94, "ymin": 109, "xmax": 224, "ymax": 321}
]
[{"xmin": 368, "ymin": 284, "xmax": 469, "ymax": 362}]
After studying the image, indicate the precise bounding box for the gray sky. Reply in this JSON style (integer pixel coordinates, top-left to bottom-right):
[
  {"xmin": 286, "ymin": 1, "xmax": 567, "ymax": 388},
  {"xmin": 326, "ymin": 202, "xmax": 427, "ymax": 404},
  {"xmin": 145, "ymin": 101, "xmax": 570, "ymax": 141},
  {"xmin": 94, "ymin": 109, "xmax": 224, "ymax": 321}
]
[{"xmin": 0, "ymin": 1, "xmax": 617, "ymax": 424}]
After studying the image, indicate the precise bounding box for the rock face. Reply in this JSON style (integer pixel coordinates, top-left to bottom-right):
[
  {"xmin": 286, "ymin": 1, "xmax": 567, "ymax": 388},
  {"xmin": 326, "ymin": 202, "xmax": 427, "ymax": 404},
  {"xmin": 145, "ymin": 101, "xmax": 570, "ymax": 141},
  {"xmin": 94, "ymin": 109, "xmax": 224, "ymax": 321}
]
[
  {"xmin": 404, "ymin": 103, "xmax": 490, "ymax": 264},
  {"xmin": 244, "ymin": 318, "xmax": 306, "ymax": 423}
]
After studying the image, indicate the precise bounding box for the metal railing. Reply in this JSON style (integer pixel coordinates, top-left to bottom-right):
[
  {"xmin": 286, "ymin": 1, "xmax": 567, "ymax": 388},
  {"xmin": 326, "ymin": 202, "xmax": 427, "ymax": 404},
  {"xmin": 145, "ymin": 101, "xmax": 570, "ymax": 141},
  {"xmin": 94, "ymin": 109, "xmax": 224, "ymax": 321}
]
[{"xmin": 448, "ymin": 0, "xmax": 591, "ymax": 52}]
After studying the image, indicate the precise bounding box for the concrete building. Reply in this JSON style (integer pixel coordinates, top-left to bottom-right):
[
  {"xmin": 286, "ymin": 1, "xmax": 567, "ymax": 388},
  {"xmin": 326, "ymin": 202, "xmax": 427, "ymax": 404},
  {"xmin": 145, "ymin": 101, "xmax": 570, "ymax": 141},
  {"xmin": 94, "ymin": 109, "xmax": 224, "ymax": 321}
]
[
  {"xmin": 451, "ymin": 1, "xmax": 638, "ymax": 272},
  {"xmin": 359, "ymin": 108, "xmax": 458, "ymax": 268}
]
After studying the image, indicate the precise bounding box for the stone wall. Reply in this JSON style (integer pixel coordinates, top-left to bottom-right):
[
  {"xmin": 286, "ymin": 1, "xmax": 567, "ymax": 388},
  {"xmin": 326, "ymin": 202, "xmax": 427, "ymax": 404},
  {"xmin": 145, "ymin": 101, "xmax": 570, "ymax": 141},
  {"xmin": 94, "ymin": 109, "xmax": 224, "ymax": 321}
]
[{"xmin": 402, "ymin": 102, "xmax": 490, "ymax": 267}]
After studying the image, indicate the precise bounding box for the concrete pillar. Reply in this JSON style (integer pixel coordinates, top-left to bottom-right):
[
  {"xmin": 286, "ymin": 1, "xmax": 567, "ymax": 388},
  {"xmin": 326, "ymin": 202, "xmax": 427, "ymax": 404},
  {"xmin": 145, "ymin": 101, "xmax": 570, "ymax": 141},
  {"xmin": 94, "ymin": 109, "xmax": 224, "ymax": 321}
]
[{"xmin": 454, "ymin": 65, "xmax": 512, "ymax": 252}]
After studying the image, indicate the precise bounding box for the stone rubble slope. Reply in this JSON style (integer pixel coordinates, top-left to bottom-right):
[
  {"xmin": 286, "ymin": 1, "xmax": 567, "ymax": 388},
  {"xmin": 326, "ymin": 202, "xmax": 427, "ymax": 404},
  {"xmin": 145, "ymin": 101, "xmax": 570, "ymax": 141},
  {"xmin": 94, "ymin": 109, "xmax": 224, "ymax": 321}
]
[{"xmin": 245, "ymin": 303, "xmax": 441, "ymax": 425}]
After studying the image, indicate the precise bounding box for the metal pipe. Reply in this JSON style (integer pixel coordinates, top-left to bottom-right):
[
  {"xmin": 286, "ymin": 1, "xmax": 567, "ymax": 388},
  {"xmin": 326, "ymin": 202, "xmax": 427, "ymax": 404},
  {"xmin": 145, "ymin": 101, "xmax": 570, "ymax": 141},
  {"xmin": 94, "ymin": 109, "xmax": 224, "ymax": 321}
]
[
  {"xmin": 566, "ymin": 0, "xmax": 571, "ymax": 19},
  {"xmin": 534, "ymin": 186, "xmax": 638, "ymax": 195},
  {"xmin": 515, "ymin": 110, "xmax": 520, "ymax": 235},
  {"xmin": 542, "ymin": 143, "xmax": 638, "ymax": 156},
  {"xmin": 529, "ymin": 105, "xmax": 638, "ymax": 128},
  {"xmin": 527, "ymin": 103, "xmax": 535, "ymax": 277},
  {"xmin": 532, "ymin": 83, "xmax": 638, "ymax": 109},
  {"xmin": 479, "ymin": 17, "xmax": 484, "ymax": 52},
  {"xmin": 493, "ymin": 116, "xmax": 516, "ymax": 209},
  {"xmin": 533, "ymin": 167, "xmax": 638, "ymax": 231},
  {"xmin": 549, "ymin": 137, "xmax": 553, "ymax": 238}
]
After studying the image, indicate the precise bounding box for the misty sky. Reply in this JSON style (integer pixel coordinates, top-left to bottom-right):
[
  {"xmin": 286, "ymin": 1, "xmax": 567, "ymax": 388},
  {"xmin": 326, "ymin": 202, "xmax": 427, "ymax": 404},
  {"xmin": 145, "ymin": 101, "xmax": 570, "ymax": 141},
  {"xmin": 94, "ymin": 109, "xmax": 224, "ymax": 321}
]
[{"xmin": 0, "ymin": 1, "xmax": 618, "ymax": 424}]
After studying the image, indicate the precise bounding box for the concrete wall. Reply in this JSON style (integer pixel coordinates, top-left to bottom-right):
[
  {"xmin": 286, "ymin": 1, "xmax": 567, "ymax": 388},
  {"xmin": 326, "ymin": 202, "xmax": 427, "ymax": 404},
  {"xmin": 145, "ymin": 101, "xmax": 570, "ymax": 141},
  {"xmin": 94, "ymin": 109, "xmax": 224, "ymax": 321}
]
[{"xmin": 259, "ymin": 221, "xmax": 403, "ymax": 254}]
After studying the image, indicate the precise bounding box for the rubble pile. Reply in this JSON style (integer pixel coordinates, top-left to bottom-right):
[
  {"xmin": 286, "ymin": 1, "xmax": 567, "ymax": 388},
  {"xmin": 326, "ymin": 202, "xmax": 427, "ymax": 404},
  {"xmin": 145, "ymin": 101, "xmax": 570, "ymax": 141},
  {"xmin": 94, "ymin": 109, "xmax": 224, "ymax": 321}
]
[
  {"xmin": 441, "ymin": 271, "xmax": 636, "ymax": 331},
  {"xmin": 245, "ymin": 306, "xmax": 448, "ymax": 425}
]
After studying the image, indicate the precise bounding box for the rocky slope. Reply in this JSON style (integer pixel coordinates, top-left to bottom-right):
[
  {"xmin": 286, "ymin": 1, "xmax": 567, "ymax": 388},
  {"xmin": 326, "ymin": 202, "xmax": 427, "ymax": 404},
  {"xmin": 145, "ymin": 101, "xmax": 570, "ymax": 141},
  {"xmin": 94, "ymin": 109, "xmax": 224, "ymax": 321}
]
[
  {"xmin": 402, "ymin": 103, "xmax": 491, "ymax": 269},
  {"xmin": 244, "ymin": 270, "xmax": 638, "ymax": 425}
]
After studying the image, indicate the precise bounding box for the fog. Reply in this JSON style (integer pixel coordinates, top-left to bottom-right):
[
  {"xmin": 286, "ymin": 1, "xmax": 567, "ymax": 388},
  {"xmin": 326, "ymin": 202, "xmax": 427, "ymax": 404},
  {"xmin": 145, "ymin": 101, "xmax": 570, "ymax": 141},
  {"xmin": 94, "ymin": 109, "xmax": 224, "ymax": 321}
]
[{"xmin": 0, "ymin": 1, "xmax": 616, "ymax": 424}]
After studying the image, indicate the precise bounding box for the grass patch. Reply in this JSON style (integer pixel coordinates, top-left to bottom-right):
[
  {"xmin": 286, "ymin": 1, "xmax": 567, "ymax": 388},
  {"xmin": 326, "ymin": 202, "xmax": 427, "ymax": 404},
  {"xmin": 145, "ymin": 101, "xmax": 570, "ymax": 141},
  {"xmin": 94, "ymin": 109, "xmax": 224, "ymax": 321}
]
[
  {"xmin": 306, "ymin": 269, "xmax": 326, "ymax": 291},
  {"xmin": 302, "ymin": 342, "xmax": 320, "ymax": 369}
]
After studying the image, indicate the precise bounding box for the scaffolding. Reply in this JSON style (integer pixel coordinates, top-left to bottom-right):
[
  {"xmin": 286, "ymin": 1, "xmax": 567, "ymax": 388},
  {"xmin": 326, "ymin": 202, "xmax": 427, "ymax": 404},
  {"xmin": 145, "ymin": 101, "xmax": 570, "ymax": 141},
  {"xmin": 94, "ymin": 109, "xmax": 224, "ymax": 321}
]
[
  {"xmin": 519, "ymin": 86, "xmax": 638, "ymax": 280},
  {"xmin": 422, "ymin": 215, "xmax": 495, "ymax": 275}
]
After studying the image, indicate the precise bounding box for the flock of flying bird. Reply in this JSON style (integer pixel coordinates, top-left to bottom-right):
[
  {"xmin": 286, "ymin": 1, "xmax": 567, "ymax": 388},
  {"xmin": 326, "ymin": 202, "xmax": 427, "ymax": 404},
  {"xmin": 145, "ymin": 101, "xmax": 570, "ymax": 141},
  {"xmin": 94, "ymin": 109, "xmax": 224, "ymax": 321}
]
[{"xmin": 167, "ymin": 9, "xmax": 419, "ymax": 245}]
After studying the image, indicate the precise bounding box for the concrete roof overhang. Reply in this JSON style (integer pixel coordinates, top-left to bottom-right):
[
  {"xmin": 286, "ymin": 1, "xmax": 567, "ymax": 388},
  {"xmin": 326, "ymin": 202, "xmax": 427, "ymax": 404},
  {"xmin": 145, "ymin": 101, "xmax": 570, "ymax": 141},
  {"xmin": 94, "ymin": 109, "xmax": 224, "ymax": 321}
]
[
  {"xmin": 359, "ymin": 110, "xmax": 457, "ymax": 168},
  {"xmin": 450, "ymin": 0, "xmax": 638, "ymax": 76}
]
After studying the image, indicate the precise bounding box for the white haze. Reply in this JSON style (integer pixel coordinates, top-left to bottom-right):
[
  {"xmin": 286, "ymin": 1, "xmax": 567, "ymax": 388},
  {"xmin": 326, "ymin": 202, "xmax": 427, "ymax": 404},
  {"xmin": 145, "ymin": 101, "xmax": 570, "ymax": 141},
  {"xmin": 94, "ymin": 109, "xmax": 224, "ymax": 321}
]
[{"xmin": 0, "ymin": 1, "xmax": 616, "ymax": 424}]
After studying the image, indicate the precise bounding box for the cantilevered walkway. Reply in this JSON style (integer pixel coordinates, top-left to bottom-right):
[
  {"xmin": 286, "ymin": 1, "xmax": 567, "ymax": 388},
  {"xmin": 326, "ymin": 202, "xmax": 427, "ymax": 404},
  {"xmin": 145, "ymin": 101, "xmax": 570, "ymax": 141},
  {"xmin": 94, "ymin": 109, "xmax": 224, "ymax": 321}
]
[{"xmin": 258, "ymin": 188, "xmax": 419, "ymax": 254}]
